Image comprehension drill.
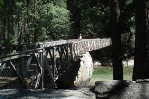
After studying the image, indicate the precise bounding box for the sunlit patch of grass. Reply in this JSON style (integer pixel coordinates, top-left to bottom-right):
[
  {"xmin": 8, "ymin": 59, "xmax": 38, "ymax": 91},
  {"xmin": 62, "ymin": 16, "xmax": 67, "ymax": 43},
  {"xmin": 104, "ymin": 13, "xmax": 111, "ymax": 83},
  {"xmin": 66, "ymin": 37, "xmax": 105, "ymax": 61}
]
[
  {"xmin": 89, "ymin": 66, "xmax": 133, "ymax": 85},
  {"xmin": 123, "ymin": 66, "xmax": 133, "ymax": 80},
  {"xmin": 93, "ymin": 66, "xmax": 113, "ymax": 75}
]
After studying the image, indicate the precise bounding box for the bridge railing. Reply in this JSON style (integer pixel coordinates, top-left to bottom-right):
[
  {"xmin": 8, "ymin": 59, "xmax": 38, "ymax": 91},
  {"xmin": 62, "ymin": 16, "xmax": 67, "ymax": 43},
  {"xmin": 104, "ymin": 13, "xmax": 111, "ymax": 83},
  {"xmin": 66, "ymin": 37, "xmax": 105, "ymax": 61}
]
[
  {"xmin": 71, "ymin": 38, "xmax": 111, "ymax": 59},
  {"xmin": 0, "ymin": 48, "xmax": 44, "ymax": 89},
  {"xmin": 0, "ymin": 43, "xmax": 39, "ymax": 55}
]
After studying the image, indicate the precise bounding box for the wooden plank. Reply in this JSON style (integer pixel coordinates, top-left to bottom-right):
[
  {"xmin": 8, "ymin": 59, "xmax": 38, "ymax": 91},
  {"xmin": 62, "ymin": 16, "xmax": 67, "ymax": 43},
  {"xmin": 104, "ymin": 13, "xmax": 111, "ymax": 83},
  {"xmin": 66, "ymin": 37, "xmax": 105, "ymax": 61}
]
[
  {"xmin": 23, "ymin": 55, "xmax": 33, "ymax": 78},
  {"xmin": 9, "ymin": 61, "xmax": 22, "ymax": 80},
  {"xmin": 0, "ymin": 63, "xmax": 6, "ymax": 75},
  {"xmin": 0, "ymin": 77, "xmax": 18, "ymax": 82}
]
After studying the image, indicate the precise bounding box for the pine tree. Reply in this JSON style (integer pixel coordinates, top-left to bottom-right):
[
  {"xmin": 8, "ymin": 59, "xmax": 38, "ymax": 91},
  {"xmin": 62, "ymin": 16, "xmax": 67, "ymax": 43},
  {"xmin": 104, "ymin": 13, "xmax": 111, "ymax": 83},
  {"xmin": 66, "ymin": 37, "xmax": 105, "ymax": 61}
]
[
  {"xmin": 133, "ymin": 0, "xmax": 149, "ymax": 80},
  {"xmin": 110, "ymin": 0, "xmax": 123, "ymax": 80}
]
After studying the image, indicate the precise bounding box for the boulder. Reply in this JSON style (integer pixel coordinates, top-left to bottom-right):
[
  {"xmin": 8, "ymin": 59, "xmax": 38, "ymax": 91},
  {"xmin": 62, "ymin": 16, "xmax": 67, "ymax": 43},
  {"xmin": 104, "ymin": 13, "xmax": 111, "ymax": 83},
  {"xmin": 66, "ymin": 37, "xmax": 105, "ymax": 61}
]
[
  {"xmin": 74, "ymin": 52, "xmax": 94, "ymax": 86},
  {"xmin": 55, "ymin": 52, "xmax": 94, "ymax": 89},
  {"xmin": 0, "ymin": 87, "xmax": 96, "ymax": 99},
  {"xmin": 93, "ymin": 80, "xmax": 149, "ymax": 99}
]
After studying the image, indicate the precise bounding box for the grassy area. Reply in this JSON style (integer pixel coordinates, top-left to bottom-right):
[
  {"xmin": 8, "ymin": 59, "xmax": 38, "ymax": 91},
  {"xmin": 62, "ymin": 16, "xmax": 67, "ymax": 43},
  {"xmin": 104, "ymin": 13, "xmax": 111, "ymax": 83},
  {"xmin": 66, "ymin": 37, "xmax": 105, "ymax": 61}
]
[{"xmin": 89, "ymin": 66, "xmax": 133, "ymax": 85}]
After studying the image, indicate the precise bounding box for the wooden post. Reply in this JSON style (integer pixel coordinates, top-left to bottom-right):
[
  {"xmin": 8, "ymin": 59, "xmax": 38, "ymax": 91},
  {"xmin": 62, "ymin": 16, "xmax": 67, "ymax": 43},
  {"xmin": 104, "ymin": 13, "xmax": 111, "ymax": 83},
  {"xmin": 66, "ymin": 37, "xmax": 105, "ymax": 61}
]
[
  {"xmin": 73, "ymin": 44, "xmax": 77, "ymax": 60},
  {"xmin": 65, "ymin": 45, "xmax": 69, "ymax": 68},
  {"xmin": 58, "ymin": 46, "xmax": 63, "ymax": 73},
  {"xmin": 53, "ymin": 47, "xmax": 56, "ymax": 79},
  {"xmin": 39, "ymin": 49, "xmax": 44, "ymax": 89},
  {"xmin": 20, "ymin": 57, "xmax": 27, "ymax": 88},
  {"xmin": 69, "ymin": 44, "xmax": 73, "ymax": 64}
]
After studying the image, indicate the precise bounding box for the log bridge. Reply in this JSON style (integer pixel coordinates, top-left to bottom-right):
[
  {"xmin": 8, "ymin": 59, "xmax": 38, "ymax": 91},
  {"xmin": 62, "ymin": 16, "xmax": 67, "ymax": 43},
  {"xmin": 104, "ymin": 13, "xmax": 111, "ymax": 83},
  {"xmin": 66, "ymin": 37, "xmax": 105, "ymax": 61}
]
[{"xmin": 0, "ymin": 38, "xmax": 111, "ymax": 89}]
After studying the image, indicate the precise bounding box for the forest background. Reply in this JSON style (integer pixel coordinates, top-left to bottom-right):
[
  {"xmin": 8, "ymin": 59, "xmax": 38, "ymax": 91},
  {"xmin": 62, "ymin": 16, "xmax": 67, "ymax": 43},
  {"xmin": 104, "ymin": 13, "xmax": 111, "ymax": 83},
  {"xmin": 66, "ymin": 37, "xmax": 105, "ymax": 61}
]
[{"xmin": 0, "ymin": 0, "xmax": 134, "ymax": 61}]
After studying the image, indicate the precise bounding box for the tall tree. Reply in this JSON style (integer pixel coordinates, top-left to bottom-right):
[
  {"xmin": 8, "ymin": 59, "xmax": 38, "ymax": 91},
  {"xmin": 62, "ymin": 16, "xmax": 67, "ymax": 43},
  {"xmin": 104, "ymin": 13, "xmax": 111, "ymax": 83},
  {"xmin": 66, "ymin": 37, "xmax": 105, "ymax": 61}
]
[
  {"xmin": 67, "ymin": 0, "xmax": 81, "ymax": 39},
  {"xmin": 110, "ymin": 0, "xmax": 123, "ymax": 80},
  {"xmin": 133, "ymin": 0, "xmax": 149, "ymax": 80}
]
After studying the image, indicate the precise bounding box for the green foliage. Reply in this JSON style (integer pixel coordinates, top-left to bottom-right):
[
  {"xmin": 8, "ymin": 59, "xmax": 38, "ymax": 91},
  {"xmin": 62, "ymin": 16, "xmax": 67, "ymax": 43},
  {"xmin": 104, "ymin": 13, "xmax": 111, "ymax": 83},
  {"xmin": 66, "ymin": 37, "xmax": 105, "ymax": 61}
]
[
  {"xmin": 51, "ymin": 0, "xmax": 67, "ymax": 8},
  {"xmin": 0, "ymin": 0, "xmax": 3, "ymax": 7},
  {"xmin": 0, "ymin": 0, "xmax": 71, "ymax": 44},
  {"xmin": 9, "ymin": 34, "xmax": 18, "ymax": 44},
  {"xmin": 40, "ymin": 2, "xmax": 71, "ymax": 40},
  {"xmin": 0, "ymin": 0, "xmax": 4, "ymax": 35},
  {"xmin": 78, "ymin": 0, "xmax": 134, "ymax": 59},
  {"xmin": 120, "ymin": 0, "xmax": 135, "ymax": 59},
  {"xmin": 80, "ymin": 0, "xmax": 110, "ymax": 38},
  {"xmin": 0, "ymin": 0, "xmax": 135, "ymax": 60}
]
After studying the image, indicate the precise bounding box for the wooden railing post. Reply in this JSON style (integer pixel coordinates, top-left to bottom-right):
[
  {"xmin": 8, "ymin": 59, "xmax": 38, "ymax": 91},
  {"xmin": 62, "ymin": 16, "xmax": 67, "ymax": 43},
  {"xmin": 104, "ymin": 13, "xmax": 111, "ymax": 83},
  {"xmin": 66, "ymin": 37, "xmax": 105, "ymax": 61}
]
[
  {"xmin": 39, "ymin": 49, "xmax": 44, "ymax": 89},
  {"xmin": 53, "ymin": 47, "xmax": 56, "ymax": 79}
]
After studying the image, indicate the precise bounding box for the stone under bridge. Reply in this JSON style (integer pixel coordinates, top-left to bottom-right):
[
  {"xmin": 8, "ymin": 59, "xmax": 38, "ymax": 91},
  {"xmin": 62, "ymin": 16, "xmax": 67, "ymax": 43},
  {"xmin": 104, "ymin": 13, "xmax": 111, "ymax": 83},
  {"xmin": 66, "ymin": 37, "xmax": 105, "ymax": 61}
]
[{"xmin": 0, "ymin": 38, "xmax": 111, "ymax": 89}]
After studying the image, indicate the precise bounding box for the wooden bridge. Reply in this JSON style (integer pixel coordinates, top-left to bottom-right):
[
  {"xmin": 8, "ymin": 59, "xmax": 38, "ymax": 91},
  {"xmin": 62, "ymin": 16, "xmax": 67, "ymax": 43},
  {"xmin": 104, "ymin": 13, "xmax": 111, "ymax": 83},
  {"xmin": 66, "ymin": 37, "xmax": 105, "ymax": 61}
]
[{"xmin": 0, "ymin": 38, "xmax": 111, "ymax": 89}]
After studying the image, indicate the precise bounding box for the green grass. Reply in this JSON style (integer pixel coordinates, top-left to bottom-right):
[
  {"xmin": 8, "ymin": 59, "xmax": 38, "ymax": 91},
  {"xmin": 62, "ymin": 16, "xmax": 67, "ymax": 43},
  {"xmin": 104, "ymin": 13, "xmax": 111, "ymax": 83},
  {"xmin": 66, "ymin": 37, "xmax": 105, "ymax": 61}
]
[
  {"xmin": 123, "ymin": 66, "xmax": 133, "ymax": 80},
  {"xmin": 89, "ymin": 66, "xmax": 133, "ymax": 85}
]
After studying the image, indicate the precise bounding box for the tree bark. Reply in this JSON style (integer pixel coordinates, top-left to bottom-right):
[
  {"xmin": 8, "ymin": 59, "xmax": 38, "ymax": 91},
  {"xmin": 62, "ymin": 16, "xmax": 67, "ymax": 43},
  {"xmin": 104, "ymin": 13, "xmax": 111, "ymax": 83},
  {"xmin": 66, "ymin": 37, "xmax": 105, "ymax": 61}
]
[
  {"xmin": 133, "ymin": 0, "xmax": 149, "ymax": 80},
  {"xmin": 110, "ymin": 0, "xmax": 123, "ymax": 80},
  {"xmin": 67, "ymin": 0, "xmax": 81, "ymax": 39}
]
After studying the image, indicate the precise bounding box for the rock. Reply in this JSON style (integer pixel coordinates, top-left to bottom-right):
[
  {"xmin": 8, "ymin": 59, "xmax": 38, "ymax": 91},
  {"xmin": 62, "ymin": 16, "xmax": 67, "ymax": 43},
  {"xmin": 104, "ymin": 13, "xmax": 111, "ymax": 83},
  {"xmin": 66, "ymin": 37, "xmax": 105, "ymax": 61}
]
[
  {"xmin": 136, "ymin": 79, "xmax": 149, "ymax": 83},
  {"xmin": 0, "ymin": 88, "xmax": 96, "ymax": 99},
  {"xmin": 122, "ymin": 59, "xmax": 134, "ymax": 66},
  {"xmin": 94, "ymin": 80, "xmax": 131, "ymax": 95},
  {"xmin": 56, "ymin": 52, "xmax": 94, "ymax": 89},
  {"xmin": 93, "ymin": 80, "xmax": 149, "ymax": 99},
  {"xmin": 94, "ymin": 61, "xmax": 102, "ymax": 66},
  {"xmin": 74, "ymin": 52, "xmax": 94, "ymax": 86}
]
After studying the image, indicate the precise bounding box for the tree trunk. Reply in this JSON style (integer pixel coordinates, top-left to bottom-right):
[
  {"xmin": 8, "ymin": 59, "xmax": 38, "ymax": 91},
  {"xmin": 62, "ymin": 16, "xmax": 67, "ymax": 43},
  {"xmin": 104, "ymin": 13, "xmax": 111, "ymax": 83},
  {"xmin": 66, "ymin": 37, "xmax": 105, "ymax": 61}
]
[
  {"xmin": 67, "ymin": 0, "xmax": 81, "ymax": 39},
  {"xmin": 110, "ymin": 0, "xmax": 123, "ymax": 80},
  {"xmin": 133, "ymin": 0, "xmax": 149, "ymax": 80}
]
